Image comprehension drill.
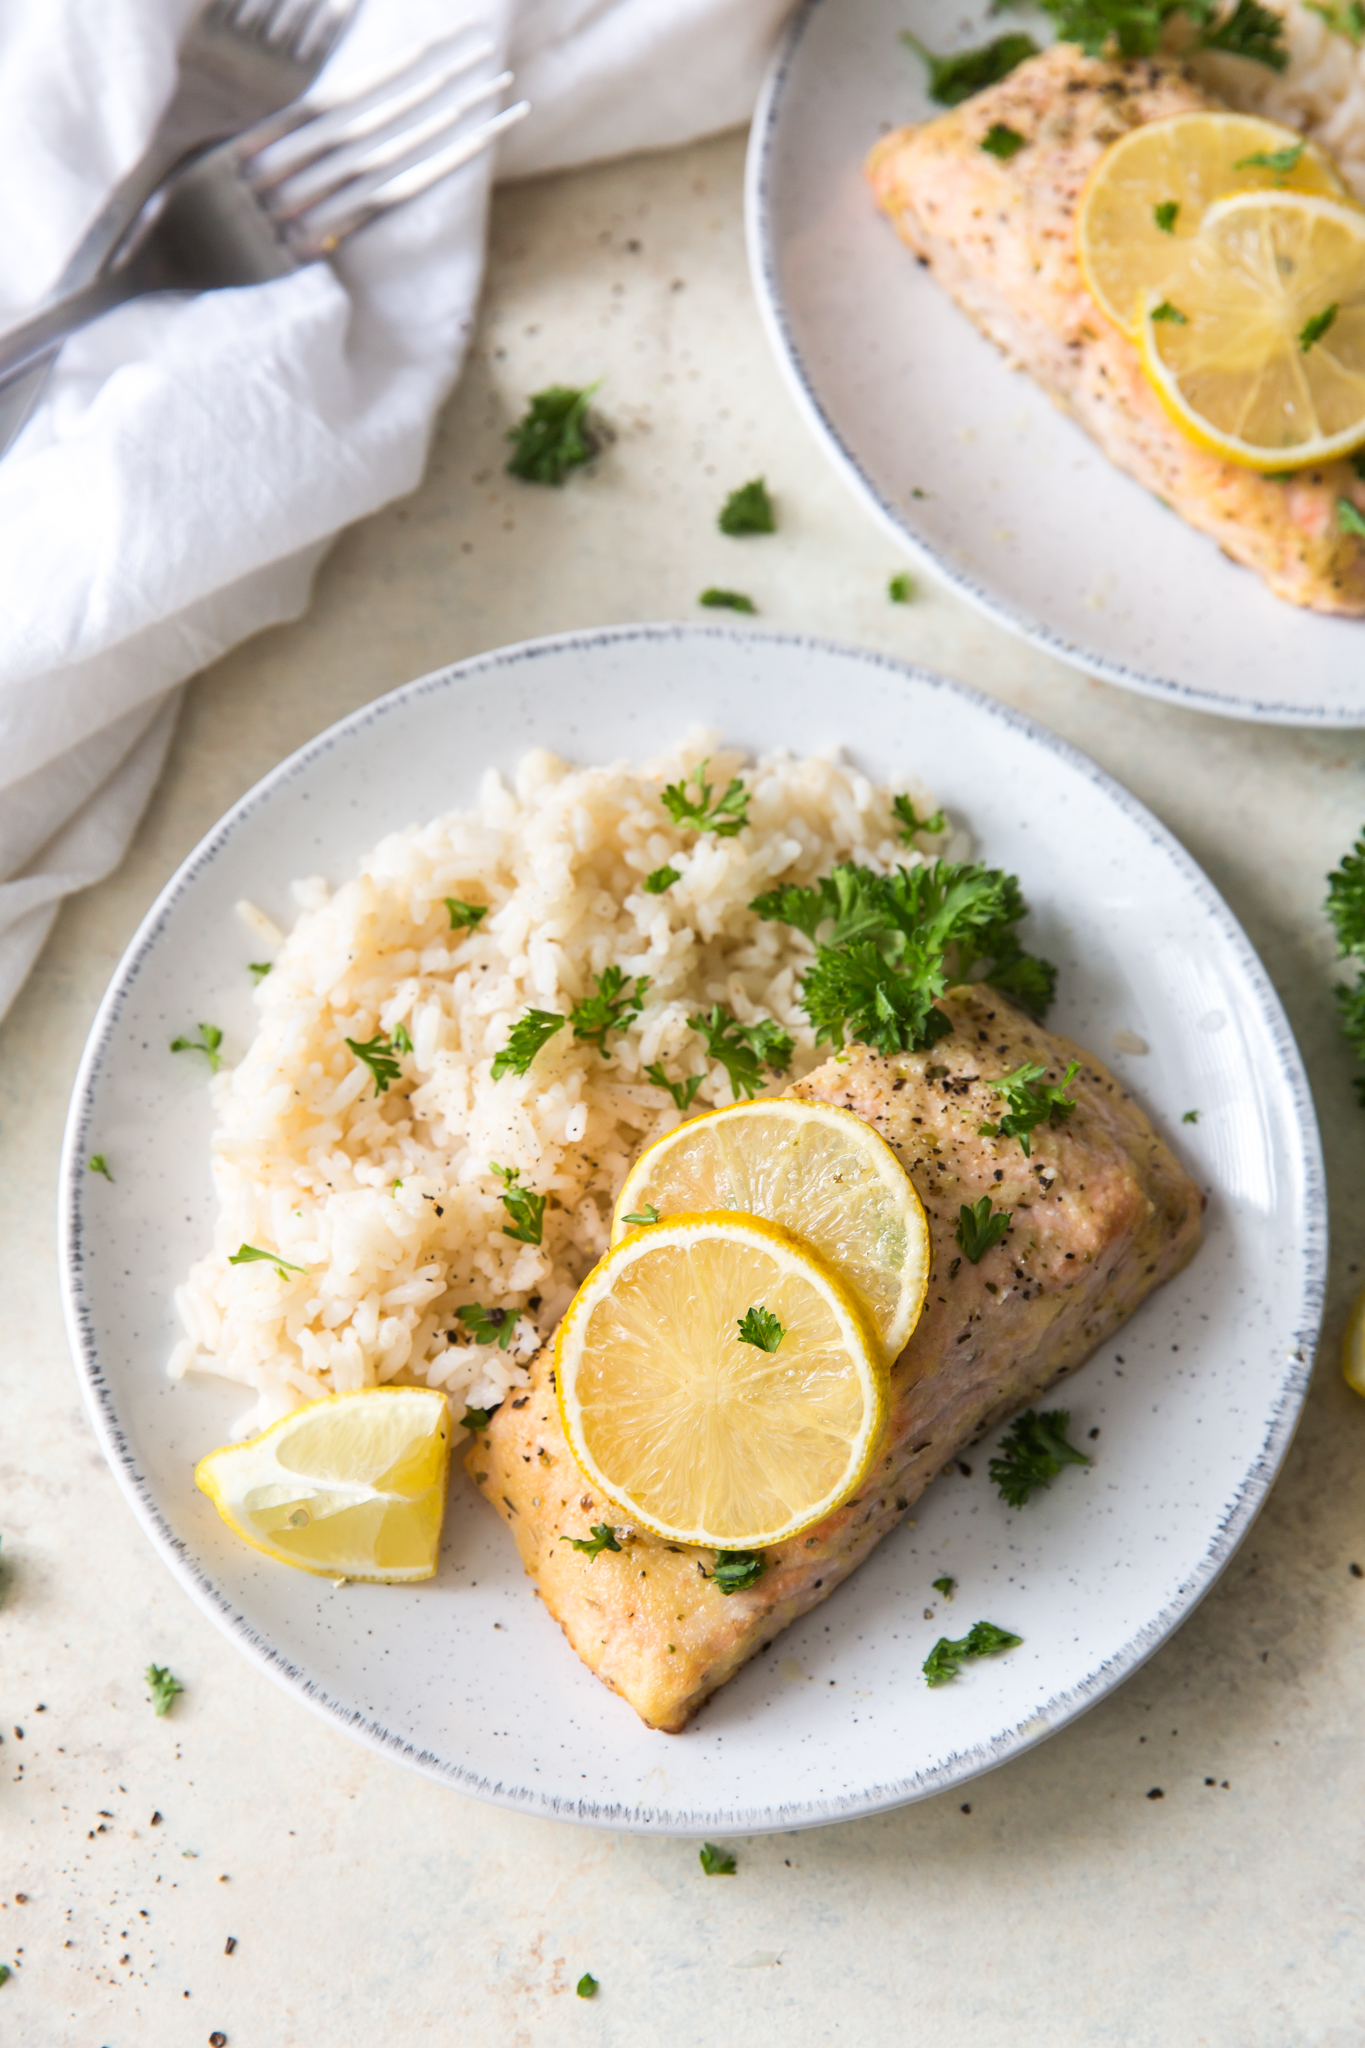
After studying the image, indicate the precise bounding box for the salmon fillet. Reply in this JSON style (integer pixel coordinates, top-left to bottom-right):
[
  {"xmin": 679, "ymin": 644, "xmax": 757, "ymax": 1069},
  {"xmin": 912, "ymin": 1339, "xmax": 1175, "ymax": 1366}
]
[
  {"xmin": 467, "ymin": 985, "xmax": 1202, "ymax": 1732},
  {"xmin": 865, "ymin": 41, "xmax": 1365, "ymax": 615}
]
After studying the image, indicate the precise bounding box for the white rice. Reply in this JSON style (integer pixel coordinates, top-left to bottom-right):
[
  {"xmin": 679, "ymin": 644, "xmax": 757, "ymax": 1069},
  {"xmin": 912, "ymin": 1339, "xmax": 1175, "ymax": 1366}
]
[
  {"xmin": 172, "ymin": 732, "xmax": 959, "ymax": 1437},
  {"xmin": 1188, "ymin": 2, "xmax": 1365, "ymax": 200}
]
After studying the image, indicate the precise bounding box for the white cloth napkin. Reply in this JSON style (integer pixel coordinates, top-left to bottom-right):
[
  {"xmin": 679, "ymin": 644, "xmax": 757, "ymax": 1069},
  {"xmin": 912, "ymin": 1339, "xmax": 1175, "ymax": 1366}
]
[{"xmin": 0, "ymin": 0, "xmax": 791, "ymax": 1021}]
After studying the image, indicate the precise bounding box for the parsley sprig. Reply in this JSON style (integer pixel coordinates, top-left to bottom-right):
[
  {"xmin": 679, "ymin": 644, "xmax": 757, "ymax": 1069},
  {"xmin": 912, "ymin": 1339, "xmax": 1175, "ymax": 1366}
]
[
  {"xmin": 570, "ymin": 966, "xmax": 649, "ymax": 1057},
  {"xmin": 661, "ymin": 759, "xmax": 751, "ymax": 837},
  {"xmin": 901, "ymin": 27, "xmax": 1039, "ymax": 104},
  {"xmin": 170, "ymin": 1022, "xmax": 224, "ymax": 1073},
  {"xmin": 146, "ymin": 1664, "xmax": 184, "ymax": 1716},
  {"xmin": 710, "ymin": 1550, "xmax": 767, "ymax": 1594},
  {"xmin": 1006, "ymin": 0, "xmax": 1286, "ymax": 68},
  {"xmin": 506, "ymin": 382, "xmax": 599, "ymax": 484},
  {"xmin": 1326, "ymin": 828, "xmax": 1365, "ymax": 1099},
  {"xmin": 229, "ymin": 1243, "xmax": 308, "ymax": 1282},
  {"xmin": 718, "ymin": 478, "xmax": 776, "ymax": 534},
  {"xmin": 457, "ymin": 1303, "xmax": 518, "ymax": 1350},
  {"xmin": 645, "ymin": 1063, "xmax": 704, "ymax": 1112},
  {"xmin": 955, "ymin": 1197, "xmax": 1012, "ymax": 1263},
  {"xmin": 737, "ymin": 1305, "xmax": 784, "ymax": 1351},
  {"xmin": 892, "ymin": 793, "xmax": 946, "ymax": 841},
  {"xmin": 978, "ymin": 1059, "xmax": 1080, "ymax": 1155},
  {"xmin": 492, "ymin": 1009, "xmax": 566, "ymax": 1080},
  {"xmin": 345, "ymin": 1032, "xmax": 404, "ymax": 1094},
  {"xmin": 922, "ymin": 1621, "xmax": 1022, "ymax": 1686},
  {"xmin": 989, "ymin": 1408, "xmax": 1090, "ymax": 1507},
  {"xmin": 688, "ymin": 1005, "xmax": 792, "ymax": 1101},
  {"xmin": 561, "ymin": 1523, "xmax": 622, "ymax": 1559},
  {"xmin": 490, "ymin": 1164, "xmax": 546, "ymax": 1246}
]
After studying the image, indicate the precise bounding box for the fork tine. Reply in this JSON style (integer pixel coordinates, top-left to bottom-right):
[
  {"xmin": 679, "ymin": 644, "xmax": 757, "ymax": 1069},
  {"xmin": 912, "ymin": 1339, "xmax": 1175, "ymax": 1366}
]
[
  {"xmin": 299, "ymin": 100, "xmax": 530, "ymax": 255},
  {"xmin": 292, "ymin": 0, "xmax": 358, "ymax": 64},
  {"xmin": 266, "ymin": 70, "xmax": 513, "ymax": 224}
]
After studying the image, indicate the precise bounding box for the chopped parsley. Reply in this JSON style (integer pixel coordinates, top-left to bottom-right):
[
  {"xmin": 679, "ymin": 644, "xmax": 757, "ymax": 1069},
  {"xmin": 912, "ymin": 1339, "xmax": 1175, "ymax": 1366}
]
[
  {"xmin": 1235, "ymin": 140, "xmax": 1305, "ymax": 174},
  {"xmin": 491, "ymin": 1008, "xmax": 565, "ymax": 1080},
  {"xmin": 752, "ymin": 859, "xmax": 1055, "ymax": 1056},
  {"xmin": 922, "ymin": 1620, "xmax": 1021, "ymax": 1686},
  {"xmin": 1307, "ymin": 0, "xmax": 1365, "ymax": 41},
  {"xmin": 737, "ymin": 1305, "xmax": 784, "ymax": 1351},
  {"xmin": 249, "ymin": 960, "xmax": 272, "ymax": 982},
  {"xmin": 1300, "ymin": 303, "xmax": 1338, "ymax": 351},
  {"xmin": 570, "ymin": 965, "xmax": 649, "ymax": 1056},
  {"xmin": 1150, "ymin": 300, "xmax": 1188, "ymax": 324},
  {"xmin": 229, "ymin": 1243, "xmax": 308, "ymax": 1281},
  {"xmin": 1154, "ymin": 200, "xmax": 1179, "ymax": 233},
  {"xmin": 643, "ymin": 864, "xmax": 681, "ymax": 894},
  {"xmin": 461, "ymin": 1407, "xmax": 495, "ymax": 1432},
  {"xmin": 980, "ymin": 122, "xmax": 1027, "ymax": 160},
  {"xmin": 955, "ymin": 1196, "xmax": 1012, "ymax": 1263},
  {"xmin": 456, "ymin": 1302, "xmax": 517, "ymax": 1350},
  {"xmin": 661, "ymin": 758, "xmax": 750, "ymax": 837},
  {"xmin": 891, "ymin": 793, "xmax": 946, "ymax": 841},
  {"xmin": 699, "ymin": 1842, "xmax": 738, "ymax": 1874},
  {"xmin": 978, "ymin": 1059, "xmax": 1081, "ymax": 1156},
  {"xmin": 1338, "ymin": 497, "xmax": 1365, "ymax": 538},
  {"xmin": 688, "ymin": 1005, "xmax": 792, "ymax": 1101},
  {"xmin": 444, "ymin": 898, "xmax": 487, "ymax": 931},
  {"xmin": 645, "ymin": 1062, "xmax": 704, "ymax": 1112},
  {"xmin": 577, "ymin": 1973, "xmax": 599, "ymax": 1998},
  {"xmin": 146, "ymin": 1664, "xmax": 184, "ymax": 1716},
  {"xmin": 88, "ymin": 1154, "xmax": 114, "ymax": 1182},
  {"xmin": 1201, "ymin": 0, "xmax": 1288, "ymax": 63},
  {"xmin": 710, "ymin": 1550, "xmax": 767, "ymax": 1594},
  {"xmin": 989, "ymin": 1408, "xmax": 1090, "ymax": 1507},
  {"xmin": 170, "ymin": 1022, "xmax": 224, "ymax": 1073},
  {"xmin": 888, "ymin": 571, "xmax": 914, "ymax": 603},
  {"xmin": 345, "ymin": 1032, "xmax": 403, "ymax": 1093},
  {"xmin": 490, "ymin": 1163, "xmax": 546, "ymax": 1246},
  {"xmin": 718, "ymin": 477, "xmax": 776, "ymax": 534},
  {"xmin": 900, "ymin": 28, "xmax": 1039, "ymax": 104},
  {"xmin": 506, "ymin": 382, "xmax": 599, "ymax": 484},
  {"xmin": 392, "ymin": 1022, "xmax": 413, "ymax": 1055},
  {"xmin": 699, "ymin": 587, "xmax": 757, "ymax": 613},
  {"xmin": 561, "ymin": 1523, "xmax": 622, "ymax": 1558},
  {"xmin": 1326, "ymin": 827, "xmax": 1365, "ymax": 1098},
  {"xmin": 621, "ymin": 1203, "xmax": 660, "ymax": 1227},
  {"xmin": 1025, "ymin": 0, "xmax": 1285, "ymax": 68},
  {"xmin": 932, "ymin": 1575, "xmax": 956, "ymax": 1599},
  {"xmin": 0, "ymin": 1965, "xmax": 8, "ymax": 1986},
  {"xmin": 1182, "ymin": 1109, "xmax": 1200, "ymax": 1124}
]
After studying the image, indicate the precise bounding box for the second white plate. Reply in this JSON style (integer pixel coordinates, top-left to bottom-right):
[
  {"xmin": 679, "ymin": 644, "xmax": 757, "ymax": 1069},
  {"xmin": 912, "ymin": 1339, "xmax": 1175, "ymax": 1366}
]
[{"xmin": 747, "ymin": 0, "xmax": 1365, "ymax": 725}]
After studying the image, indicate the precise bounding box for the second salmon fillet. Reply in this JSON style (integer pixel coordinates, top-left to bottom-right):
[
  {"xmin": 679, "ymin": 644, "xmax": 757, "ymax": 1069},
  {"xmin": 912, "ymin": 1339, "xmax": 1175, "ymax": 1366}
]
[{"xmin": 866, "ymin": 42, "xmax": 1365, "ymax": 615}]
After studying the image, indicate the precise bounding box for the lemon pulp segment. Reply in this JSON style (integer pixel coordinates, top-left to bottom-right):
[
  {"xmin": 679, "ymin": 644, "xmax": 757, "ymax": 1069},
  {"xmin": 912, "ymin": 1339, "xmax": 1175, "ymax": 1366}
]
[
  {"xmin": 194, "ymin": 1387, "xmax": 451, "ymax": 1582},
  {"xmin": 556, "ymin": 1214, "xmax": 887, "ymax": 1550},
  {"xmin": 1136, "ymin": 190, "xmax": 1365, "ymax": 467},
  {"xmin": 611, "ymin": 1098, "xmax": 930, "ymax": 1360}
]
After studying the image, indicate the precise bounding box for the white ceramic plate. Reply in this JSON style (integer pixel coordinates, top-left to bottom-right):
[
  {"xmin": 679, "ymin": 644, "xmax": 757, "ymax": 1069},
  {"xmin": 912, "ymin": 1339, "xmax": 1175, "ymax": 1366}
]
[
  {"xmin": 61, "ymin": 626, "xmax": 1324, "ymax": 1834},
  {"xmin": 747, "ymin": 0, "xmax": 1365, "ymax": 726}
]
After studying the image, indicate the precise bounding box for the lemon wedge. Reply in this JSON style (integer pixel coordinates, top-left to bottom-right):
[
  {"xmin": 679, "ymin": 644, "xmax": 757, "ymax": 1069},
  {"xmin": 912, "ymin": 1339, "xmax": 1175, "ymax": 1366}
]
[
  {"xmin": 195, "ymin": 1387, "xmax": 451, "ymax": 1582},
  {"xmin": 1344, "ymin": 1282, "xmax": 1365, "ymax": 1397},
  {"xmin": 1078, "ymin": 112, "xmax": 1348, "ymax": 336},
  {"xmin": 1135, "ymin": 190, "xmax": 1365, "ymax": 468},
  {"xmin": 611, "ymin": 1098, "xmax": 930, "ymax": 1360},
  {"xmin": 556, "ymin": 1213, "xmax": 886, "ymax": 1550}
]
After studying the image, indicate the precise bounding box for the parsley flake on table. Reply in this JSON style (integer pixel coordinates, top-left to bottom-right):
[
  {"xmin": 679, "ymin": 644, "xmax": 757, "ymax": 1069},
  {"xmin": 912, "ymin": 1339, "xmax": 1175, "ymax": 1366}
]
[
  {"xmin": 699, "ymin": 1842, "xmax": 738, "ymax": 1874},
  {"xmin": 1150, "ymin": 299, "xmax": 1188, "ymax": 324},
  {"xmin": 570, "ymin": 965, "xmax": 649, "ymax": 1056},
  {"xmin": 699, "ymin": 586, "xmax": 757, "ymax": 613},
  {"xmin": 644, "ymin": 1062, "xmax": 704, "ymax": 1112},
  {"xmin": 88, "ymin": 1154, "xmax": 114, "ymax": 1182},
  {"xmin": 710, "ymin": 1550, "xmax": 768, "ymax": 1594},
  {"xmin": 506, "ymin": 382, "xmax": 599, "ymax": 484},
  {"xmin": 344, "ymin": 1032, "xmax": 404, "ymax": 1093},
  {"xmin": 688, "ymin": 1005, "xmax": 792, "ymax": 1101},
  {"xmin": 981, "ymin": 122, "xmax": 1027, "ymax": 160},
  {"xmin": 456, "ymin": 1303, "xmax": 518, "ymax": 1350},
  {"xmin": 561, "ymin": 1523, "xmax": 622, "ymax": 1558},
  {"xmin": 490, "ymin": 1163, "xmax": 547, "ymax": 1246},
  {"xmin": 922, "ymin": 1620, "xmax": 1022, "ymax": 1686},
  {"xmin": 643, "ymin": 864, "xmax": 681, "ymax": 894},
  {"xmin": 888, "ymin": 570, "xmax": 914, "ymax": 603},
  {"xmin": 229, "ymin": 1242, "xmax": 308, "ymax": 1281},
  {"xmin": 737, "ymin": 1305, "xmax": 784, "ymax": 1352},
  {"xmin": 1183, "ymin": 1109, "xmax": 1200, "ymax": 1124},
  {"xmin": 444, "ymin": 897, "xmax": 487, "ymax": 931},
  {"xmin": 1154, "ymin": 200, "xmax": 1179, "ymax": 233},
  {"xmin": 932, "ymin": 1575, "xmax": 956, "ymax": 1600},
  {"xmin": 1300, "ymin": 303, "xmax": 1338, "ymax": 351},
  {"xmin": 491, "ymin": 1008, "xmax": 566, "ymax": 1080},
  {"xmin": 661, "ymin": 757, "xmax": 750, "ymax": 837},
  {"xmin": 577, "ymin": 1973, "xmax": 599, "ymax": 1998},
  {"xmin": 900, "ymin": 28, "xmax": 1039, "ymax": 104},
  {"xmin": 170, "ymin": 1022, "xmax": 224, "ymax": 1073},
  {"xmin": 978, "ymin": 1059, "xmax": 1081, "ymax": 1156},
  {"xmin": 891, "ymin": 792, "xmax": 946, "ymax": 841},
  {"xmin": 989, "ymin": 1408, "xmax": 1091, "ymax": 1507},
  {"xmin": 249, "ymin": 960, "xmax": 272, "ymax": 982},
  {"xmin": 718, "ymin": 477, "xmax": 776, "ymax": 534},
  {"xmin": 955, "ymin": 1197, "xmax": 1012, "ymax": 1263},
  {"xmin": 146, "ymin": 1664, "xmax": 184, "ymax": 1716},
  {"xmin": 621, "ymin": 1203, "xmax": 660, "ymax": 1227},
  {"xmin": 1338, "ymin": 498, "xmax": 1365, "ymax": 538}
]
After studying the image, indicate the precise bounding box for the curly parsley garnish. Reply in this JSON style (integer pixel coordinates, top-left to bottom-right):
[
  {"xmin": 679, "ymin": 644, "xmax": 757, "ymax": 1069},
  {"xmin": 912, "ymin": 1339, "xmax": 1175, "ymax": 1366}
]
[
  {"xmin": 645, "ymin": 1063, "xmax": 704, "ymax": 1112},
  {"xmin": 170, "ymin": 1022, "xmax": 223, "ymax": 1073},
  {"xmin": 699, "ymin": 587, "xmax": 757, "ymax": 614},
  {"xmin": 1024, "ymin": 0, "xmax": 1285, "ymax": 67},
  {"xmin": 1300, "ymin": 303, "xmax": 1338, "ymax": 351},
  {"xmin": 229, "ymin": 1243, "xmax": 308, "ymax": 1281},
  {"xmin": 661, "ymin": 759, "xmax": 750, "ymax": 837},
  {"xmin": 955, "ymin": 1197, "xmax": 1012, "ymax": 1263},
  {"xmin": 710, "ymin": 1550, "xmax": 768, "ymax": 1594},
  {"xmin": 506, "ymin": 382, "xmax": 599, "ymax": 484},
  {"xmin": 688, "ymin": 1005, "xmax": 792, "ymax": 1102},
  {"xmin": 737, "ymin": 1305, "xmax": 784, "ymax": 1352},
  {"xmin": 989, "ymin": 1408, "xmax": 1090, "ymax": 1508},
  {"xmin": 491, "ymin": 1008, "xmax": 566, "ymax": 1080},
  {"xmin": 490, "ymin": 1163, "xmax": 546, "ymax": 1246},
  {"xmin": 891, "ymin": 793, "xmax": 946, "ymax": 841},
  {"xmin": 444, "ymin": 898, "xmax": 487, "ymax": 931},
  {"xmin": 718, "ymin": 477, "xmax": 776, "ymax": 534},
  {"xmin": 457, "ymin": 1303, "xmax": 517, "ymax": 1350},
  {"xmin": 1154, "ymin": 200, "xmax": 1179, "ymax": 233},
  {"xmin": 643, "ymin": 864, "xmax": 680, "ymax": 894},
  {"xmin": 922, "ymin": 1620, "xmax": 1021, "ymax": 1686},
  {"xmin": 88, "ymin": 1154, "xmax": 114, "ymax": 1182},
  {"xmin": 699, "ymin": 1843, "xmax": 737, "ymax": 1874},
  {"xmin": 570, "ymin": 966, "xmax": 649, "ymax": 1057},
  {"xmin": 900, "ymin": 28, "xmax": 1039, "ymax": 104},
  {"xmin": 978, "ymin": 1059, "xmax": 1080, "ymax": 1156},
  {"xmin": 561, "ymin": 1523, "xmax": 622, "ymax": 1558},
  {"xmin": 146, "ymin": 1664, "xmax": 184, "ymax": 1716},
  {"xmin": 981, "ymin": 122, "xmax": 1027, "ymax": 160}
]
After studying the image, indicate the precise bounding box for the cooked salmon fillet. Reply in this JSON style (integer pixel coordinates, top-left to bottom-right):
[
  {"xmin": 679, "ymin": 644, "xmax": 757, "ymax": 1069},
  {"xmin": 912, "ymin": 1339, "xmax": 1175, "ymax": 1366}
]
[
  {"xmin": 468, "ymin": 985, "xmax": 1202, "ymax": 1732},
  {"xmin": 865, "ymin": 41, "xmax": 1365, "ymax": 615}
]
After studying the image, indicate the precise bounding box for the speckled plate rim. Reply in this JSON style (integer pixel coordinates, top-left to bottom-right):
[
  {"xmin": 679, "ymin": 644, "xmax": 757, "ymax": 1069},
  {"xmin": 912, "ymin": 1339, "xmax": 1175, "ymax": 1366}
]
[
  {"xmin": 745, "ymin": 0, "xmax": 1365, "ymax": 730},
  {"xmin": 58, "ymin": 623, "xmax": 1327, "ymax": 1834}
]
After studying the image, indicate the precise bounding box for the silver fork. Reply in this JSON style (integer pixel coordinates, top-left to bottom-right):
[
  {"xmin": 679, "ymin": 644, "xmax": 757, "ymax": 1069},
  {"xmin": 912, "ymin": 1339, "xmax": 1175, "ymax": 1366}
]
[
  {"xmin": 0, "ymin": 37, "xmax": 528, "ymax": 388},
  {"xmin": 0, "ymin": 0, "xmax": 359, "ymax": 454}
]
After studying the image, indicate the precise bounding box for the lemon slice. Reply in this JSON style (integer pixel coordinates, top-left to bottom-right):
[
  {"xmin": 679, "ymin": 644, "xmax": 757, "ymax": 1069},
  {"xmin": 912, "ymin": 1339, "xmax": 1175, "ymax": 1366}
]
[
  {"xmin": 556, "ymin": 1213, "xmax": 887, "ymax": 1550},
  {"xmin": 611, "ymin": 1098, "xmax": 930, "ymax": 1360},
  {"xmin": 195, "ymin": 1387, "xmax": 451, "ymax": 1582},
  {"xmin": 1078, "ymin": 112, "xmax": 1348, "ymax": 336},
  {"xmin": 1135, "ymin": 190, "xmax": 1365, "ymax": 468},
  {"xmin": 1344, "ymin": 1282, "xmax": 1365, "ymax": 1397}
]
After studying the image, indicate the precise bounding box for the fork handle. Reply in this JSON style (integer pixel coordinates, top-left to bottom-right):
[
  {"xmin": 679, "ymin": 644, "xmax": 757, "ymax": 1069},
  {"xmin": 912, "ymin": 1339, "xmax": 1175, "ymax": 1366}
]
[{"xmin": 0, "ymin": 271, "xmax": 143, "ymax": 388}]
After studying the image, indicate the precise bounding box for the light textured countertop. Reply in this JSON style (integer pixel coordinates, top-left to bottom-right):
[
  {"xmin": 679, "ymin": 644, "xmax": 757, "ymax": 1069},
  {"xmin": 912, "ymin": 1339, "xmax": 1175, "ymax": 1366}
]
[{"xmin": 6, "ymin": 129, "xmax": 1365, "ymax": 2048}]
